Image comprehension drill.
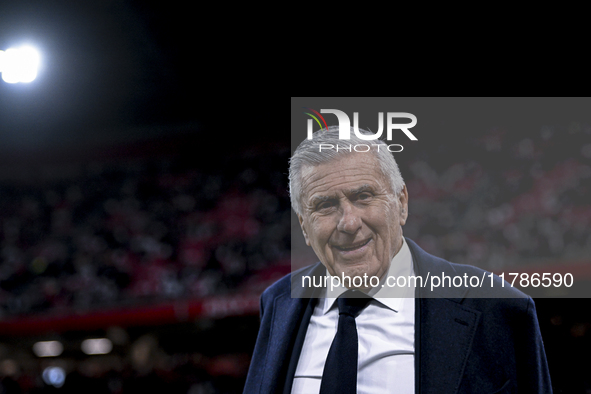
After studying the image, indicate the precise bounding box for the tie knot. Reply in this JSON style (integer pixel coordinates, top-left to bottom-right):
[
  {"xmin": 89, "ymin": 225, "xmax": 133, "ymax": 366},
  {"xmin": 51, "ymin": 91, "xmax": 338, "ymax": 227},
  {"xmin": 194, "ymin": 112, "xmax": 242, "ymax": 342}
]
[{"xmin": 337, "ymin": 290, "xmax": 372, "ymax": 318}]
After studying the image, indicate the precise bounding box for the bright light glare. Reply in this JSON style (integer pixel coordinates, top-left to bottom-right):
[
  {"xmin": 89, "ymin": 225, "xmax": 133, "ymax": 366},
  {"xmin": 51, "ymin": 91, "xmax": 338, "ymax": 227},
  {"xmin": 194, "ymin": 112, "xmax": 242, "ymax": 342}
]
[
  {"xmin": 81, "ymin": 338, "xmax": 113, "ymax": 355},
  {"xmin": 32, "ymin": 341, "xmax": 63, "ymax": 357},
  {"xmin": 0, "ymin": 46, "xmax": 40, "ymax": 83},
  {"xmin": 42, "ymin": 366, "xmax": 66, "ymax": 388}
]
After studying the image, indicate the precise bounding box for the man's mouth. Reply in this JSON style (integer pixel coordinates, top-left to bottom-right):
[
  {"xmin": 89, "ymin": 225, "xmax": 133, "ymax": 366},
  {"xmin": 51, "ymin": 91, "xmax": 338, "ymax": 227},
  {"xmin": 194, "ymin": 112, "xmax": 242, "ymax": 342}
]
[{"xmin": 334, "ymin": 238, "xmax": 372, "ymax": 252}]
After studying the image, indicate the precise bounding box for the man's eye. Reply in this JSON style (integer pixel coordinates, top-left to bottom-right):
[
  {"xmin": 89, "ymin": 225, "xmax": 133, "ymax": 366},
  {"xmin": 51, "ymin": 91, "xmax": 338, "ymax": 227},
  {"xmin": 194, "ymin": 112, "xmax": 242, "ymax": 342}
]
[
  {"xmin": 317, "ymin": 201, "xmax": 334, "ymax": 210},
  {"xmin": 357, "ymin": 193, "xmax": 372, "ymax": 200}
]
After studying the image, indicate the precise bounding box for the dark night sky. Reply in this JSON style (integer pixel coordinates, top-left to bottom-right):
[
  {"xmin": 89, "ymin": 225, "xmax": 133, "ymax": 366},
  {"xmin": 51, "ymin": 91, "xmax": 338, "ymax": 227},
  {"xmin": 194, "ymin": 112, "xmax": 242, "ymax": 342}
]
[{"xmin": 0, "ymin": 1, "xmax": 224, "ymax": 153}]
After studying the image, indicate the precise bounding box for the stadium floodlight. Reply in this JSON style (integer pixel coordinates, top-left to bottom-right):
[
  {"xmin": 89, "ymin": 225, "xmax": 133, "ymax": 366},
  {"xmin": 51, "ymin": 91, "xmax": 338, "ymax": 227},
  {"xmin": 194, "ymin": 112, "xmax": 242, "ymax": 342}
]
[
  {"xmin": 81, "ymin": 338, "xmax": 113, "ymax": 355},
  {"xmin": 0, "ymin": 46, "xmax": 40, "ymax": 83},
  {"xmin": 32, "ymin": 341, "xmax": 63, "ymax": 357}
]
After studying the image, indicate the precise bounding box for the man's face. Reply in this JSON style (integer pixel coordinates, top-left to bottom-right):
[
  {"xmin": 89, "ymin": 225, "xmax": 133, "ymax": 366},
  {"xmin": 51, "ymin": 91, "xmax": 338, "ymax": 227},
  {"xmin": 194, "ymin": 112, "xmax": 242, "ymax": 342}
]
[{"xmin": 298, "ymin": 153, "xmax": 408, "ymax": 288}]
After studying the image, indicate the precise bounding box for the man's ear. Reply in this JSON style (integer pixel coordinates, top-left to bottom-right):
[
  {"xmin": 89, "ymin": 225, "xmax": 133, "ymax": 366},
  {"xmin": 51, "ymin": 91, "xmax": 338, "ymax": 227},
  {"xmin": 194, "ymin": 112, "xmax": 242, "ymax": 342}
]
[
  {"xmin": 399, "ymin": 185, "xmax": 409, "ymax": 226},
  {"xmin": 298, "ymin": 214, "xmax": 310, "ymax": 246}
]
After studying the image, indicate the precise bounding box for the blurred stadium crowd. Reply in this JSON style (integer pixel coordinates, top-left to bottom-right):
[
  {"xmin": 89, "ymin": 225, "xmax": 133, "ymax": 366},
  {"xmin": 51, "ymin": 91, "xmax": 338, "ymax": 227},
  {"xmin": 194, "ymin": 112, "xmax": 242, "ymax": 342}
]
[
  {"xmin": 0, "ymin": 140, "xmax": 290, "ymax": 393},
  {"xmin": 0, "ymin": 121, "xmax": 590, "ymax": 392},
  {"xmin": 0, "ymin": 147, "xmax": 291, "ymax": 318},
  {"xmin": 402, "ymin": 122, "xmax": 591, "ymax": 271}
]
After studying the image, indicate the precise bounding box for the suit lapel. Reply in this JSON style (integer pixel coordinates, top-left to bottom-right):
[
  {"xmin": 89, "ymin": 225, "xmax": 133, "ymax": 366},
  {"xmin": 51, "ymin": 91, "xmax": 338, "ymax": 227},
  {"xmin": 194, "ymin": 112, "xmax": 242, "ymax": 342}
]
[
  {"xmin": 283, "ymin": 297, "xmax": 318, "ymax": 394},
  {"xmin": 260, "ymin": 292, "xmax": 307, "ymax": 394},
  {"xmin": 407, "ymin": 238, "xmax": 481, "ymax": 394},
  {"xmin": 260, "ymin": 263, "xmax": 325, "ymax": 394}
]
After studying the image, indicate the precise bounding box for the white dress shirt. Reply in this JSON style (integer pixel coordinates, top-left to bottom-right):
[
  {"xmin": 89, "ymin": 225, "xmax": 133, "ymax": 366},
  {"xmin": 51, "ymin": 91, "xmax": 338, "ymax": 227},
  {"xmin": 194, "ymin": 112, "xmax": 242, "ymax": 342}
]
[{"xmin": 291, "ymin": 238, "xmax": 415, "ymax": 394}]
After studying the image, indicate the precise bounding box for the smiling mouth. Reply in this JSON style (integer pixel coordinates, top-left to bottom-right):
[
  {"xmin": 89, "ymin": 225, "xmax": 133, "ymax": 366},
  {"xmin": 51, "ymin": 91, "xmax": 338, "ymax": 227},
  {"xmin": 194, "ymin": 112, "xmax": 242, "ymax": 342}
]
[{"xmin": 334, "ymin": 238, "xmax": 372, "ymax": 252}]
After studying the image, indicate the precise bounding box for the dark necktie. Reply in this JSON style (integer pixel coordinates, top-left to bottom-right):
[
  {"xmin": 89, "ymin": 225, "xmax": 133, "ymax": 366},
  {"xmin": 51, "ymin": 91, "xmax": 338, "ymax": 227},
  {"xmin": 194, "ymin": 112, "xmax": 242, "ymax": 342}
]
[{"xmin": 319, "ymin": 290, "xmax": 372, "ymax": 394}]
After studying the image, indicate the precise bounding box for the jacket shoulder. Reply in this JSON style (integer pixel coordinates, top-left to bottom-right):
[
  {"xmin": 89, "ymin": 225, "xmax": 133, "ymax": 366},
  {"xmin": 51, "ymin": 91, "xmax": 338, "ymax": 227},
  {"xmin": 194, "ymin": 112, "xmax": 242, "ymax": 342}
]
[
  {"xmin": 260, "ymin": 262, "xmax": 324, "ymax": 307},
  {"xmin": 405, "ymin": 237, "xmax": 529, "ymax": 300}
]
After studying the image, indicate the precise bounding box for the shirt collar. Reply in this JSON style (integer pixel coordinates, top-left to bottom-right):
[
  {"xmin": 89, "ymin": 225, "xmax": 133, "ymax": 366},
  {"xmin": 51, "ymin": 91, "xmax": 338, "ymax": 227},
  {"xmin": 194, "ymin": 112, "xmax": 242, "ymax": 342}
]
[{"xmin": 322, "ymin": 237, "xmax": 414, "ymax": 315}]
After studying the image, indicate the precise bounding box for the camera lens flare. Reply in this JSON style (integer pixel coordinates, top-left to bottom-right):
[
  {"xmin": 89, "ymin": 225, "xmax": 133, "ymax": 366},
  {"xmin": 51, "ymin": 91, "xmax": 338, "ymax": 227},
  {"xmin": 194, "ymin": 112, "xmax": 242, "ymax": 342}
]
[{"xmin": 42, "ymin": 366, "xmax": 66, "ymax": 388}]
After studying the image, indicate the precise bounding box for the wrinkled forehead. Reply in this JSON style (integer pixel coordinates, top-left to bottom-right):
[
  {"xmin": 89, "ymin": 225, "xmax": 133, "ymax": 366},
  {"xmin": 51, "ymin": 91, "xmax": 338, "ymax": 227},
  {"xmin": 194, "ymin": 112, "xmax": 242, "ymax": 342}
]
[{"xmin": 299, "ymin": 154, "xmax": 392, "ymax": 202}]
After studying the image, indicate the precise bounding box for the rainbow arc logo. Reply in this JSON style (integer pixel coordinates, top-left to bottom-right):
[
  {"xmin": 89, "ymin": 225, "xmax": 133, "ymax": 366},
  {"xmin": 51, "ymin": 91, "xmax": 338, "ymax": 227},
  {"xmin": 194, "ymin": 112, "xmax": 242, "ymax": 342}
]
[{"xmin": 302, "ymin": 108, "xmax": 328, "ymax": 139}]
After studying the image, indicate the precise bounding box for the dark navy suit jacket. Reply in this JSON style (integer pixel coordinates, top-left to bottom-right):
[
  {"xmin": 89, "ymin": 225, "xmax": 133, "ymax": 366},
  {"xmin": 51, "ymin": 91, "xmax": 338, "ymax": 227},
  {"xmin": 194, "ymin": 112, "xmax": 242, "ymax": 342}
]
[{"xmin": 243, "ymin": 238, "xmax": 552, "ymax": 393}]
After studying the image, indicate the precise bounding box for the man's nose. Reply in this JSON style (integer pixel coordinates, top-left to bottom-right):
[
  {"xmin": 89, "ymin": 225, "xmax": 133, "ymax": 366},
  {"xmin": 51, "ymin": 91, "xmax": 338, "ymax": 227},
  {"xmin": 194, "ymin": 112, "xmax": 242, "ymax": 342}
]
[{"xmin": 336, "ymin": 202, "xmax": 362, "ymax": 234}]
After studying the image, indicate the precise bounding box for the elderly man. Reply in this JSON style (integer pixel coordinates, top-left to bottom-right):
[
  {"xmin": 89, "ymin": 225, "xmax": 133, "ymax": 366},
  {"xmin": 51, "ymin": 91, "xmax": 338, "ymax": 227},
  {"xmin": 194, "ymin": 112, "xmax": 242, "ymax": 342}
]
[{"xmin": 243, "ymin": 127, "xmax": 552, "ymax": 393}]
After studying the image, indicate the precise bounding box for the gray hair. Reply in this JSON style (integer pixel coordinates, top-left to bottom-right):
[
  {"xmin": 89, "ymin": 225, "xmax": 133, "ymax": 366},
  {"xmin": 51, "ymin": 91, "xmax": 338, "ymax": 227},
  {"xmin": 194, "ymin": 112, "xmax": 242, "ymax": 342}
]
[{"xmin": 289, "ymin": 125, "xmax": 405, "ymax": 216}]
